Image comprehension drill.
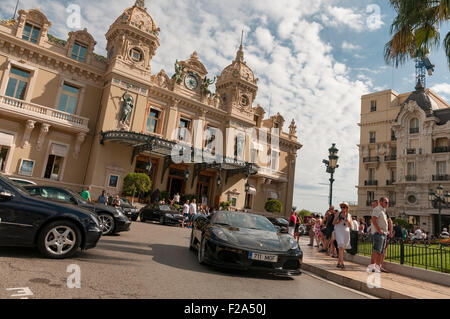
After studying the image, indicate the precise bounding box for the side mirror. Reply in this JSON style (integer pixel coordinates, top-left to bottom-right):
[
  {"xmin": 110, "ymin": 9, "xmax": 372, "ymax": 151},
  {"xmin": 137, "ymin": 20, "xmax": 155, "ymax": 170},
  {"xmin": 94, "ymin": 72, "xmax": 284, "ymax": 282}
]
[{"xmin": 0, "ymin": 190, "xmax": 15, "ymax": 201}]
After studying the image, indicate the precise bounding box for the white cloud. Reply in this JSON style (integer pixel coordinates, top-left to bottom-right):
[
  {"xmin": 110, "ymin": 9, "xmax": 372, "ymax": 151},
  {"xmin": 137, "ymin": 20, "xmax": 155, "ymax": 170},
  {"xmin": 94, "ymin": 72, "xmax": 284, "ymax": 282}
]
[
  {"xmin": 321, "ymin": 6, "xmax": 365, "ymax": 32},
  {"xmin": 0, "ymin": 0, "xmax": 373, "ymax": 212},
  {"xmin": 431, "ymin": 83, "xmax": 450, "ymax": 97},
  {"xmin": 342, "ymin": 41, "xmax": 361, "ymax": 51}
]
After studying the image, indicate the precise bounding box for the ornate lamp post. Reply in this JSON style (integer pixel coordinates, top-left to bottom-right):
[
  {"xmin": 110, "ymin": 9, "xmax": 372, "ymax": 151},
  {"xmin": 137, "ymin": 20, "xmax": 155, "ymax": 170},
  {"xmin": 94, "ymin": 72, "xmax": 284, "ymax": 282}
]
[
  {"xmin": 428, "ymin": 184, "xmax": 450, "ymax": 235},
  {"xmin": 184, "ymin": 167, "xmax": 190, "ymax": 182},
  {"xmin": 322, "ymin": 143, "xmax": 339, "ymax": 207},
  {"xmin": 145, "ymin": 159, "xmax": 152, "ymax": 175}
]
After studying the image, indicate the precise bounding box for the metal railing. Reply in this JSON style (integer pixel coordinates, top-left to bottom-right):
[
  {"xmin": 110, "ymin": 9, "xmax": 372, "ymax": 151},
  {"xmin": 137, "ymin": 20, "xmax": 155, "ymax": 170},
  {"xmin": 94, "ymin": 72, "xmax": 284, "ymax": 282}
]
[
  {"xmin": 384, "ymin": 155, "xmax": 397, "ymax": 161},
  {"xmin": 386, "ymin": 179, "xmax": 396, "ymax": 185},
  {"xmin": 433, "ymin": 175, "xmax": 450, "ymax": 181},
  {"xmin": 364, "ymin": 180, "xmax": 378, "ymax": 186},
  {"xmin": 433, "ymin": 147, "xmax": 449, "ymax": 153},
  {"xmin": 410, "ymin": 127, "xmax": 420, "ymax": 134},
  {"xmin": 363, "ymin": 156, "xmax": 379, "ymax": 163},
  {"xmin": 357, "ymin": 234, "xmax": 450, "ymax": 273},
  {"xmin": 0, "ymin": 95, "xmax": 89, "ymax": 130},
  {"xmin": 406, "ymin": 148, "xmax": 416, "ymax": 155},
  {"xmin": 406, "ymin": 175, "xmax": 417, "ymax": 181}
]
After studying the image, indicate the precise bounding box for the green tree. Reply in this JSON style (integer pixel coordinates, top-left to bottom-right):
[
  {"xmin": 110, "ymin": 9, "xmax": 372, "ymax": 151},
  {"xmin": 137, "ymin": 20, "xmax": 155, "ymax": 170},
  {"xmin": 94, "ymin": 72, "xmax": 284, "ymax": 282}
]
[
  {"xmin": 264, "ymin": 199, "xmax": 282, "ymax": 214},
  {"xmin": 219, "ymin": 201, "xmax": 231, "ymax": 211},
  {"xmin": 122, "ymin": 173, "xmax": 151, "ymax": 203},
  {"xmin": 384, "ymin": 0, "xmax": 449, "ymax": 69},
  {"xmin": 297, "ymin": 209, "xmax": 312, "ymax": 218}
]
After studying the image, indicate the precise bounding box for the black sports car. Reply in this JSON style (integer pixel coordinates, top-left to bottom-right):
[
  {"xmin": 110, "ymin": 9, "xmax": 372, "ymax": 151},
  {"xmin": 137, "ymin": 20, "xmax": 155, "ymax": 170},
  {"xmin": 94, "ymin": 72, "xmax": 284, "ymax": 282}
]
[
  {"xmin": 266, "ymin": 217, "xmax": 289, "ymax": 233},
  {"xmin": 0, "ymin": 173, "xmax": 102, "ymax": 259},
  {"xmin": 24, "ymin": 186, "xmax": 131, "ymax": 236},
  {"xmin": 140, "ymin": 203, "xmax": 184, "ymax": 225},
  {"xmin": 117, "ymin": 197, "xmax": 139, "ymax": 221},
  {"xmin": 190, "ymin": 211, "xmax": 302, "ymax": 276}
]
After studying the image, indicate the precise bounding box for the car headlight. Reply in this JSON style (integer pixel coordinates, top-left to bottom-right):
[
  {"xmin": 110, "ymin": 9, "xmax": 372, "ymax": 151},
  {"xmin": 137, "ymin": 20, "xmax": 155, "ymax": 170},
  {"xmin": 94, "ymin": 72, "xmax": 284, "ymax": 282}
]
[
  {"xmin": 212, "ymin": 228, "xmax": 228, "ymax": 241},
  {"xmin": 288, "ymin": 237, "xmax": 299, "ymax": 250}
]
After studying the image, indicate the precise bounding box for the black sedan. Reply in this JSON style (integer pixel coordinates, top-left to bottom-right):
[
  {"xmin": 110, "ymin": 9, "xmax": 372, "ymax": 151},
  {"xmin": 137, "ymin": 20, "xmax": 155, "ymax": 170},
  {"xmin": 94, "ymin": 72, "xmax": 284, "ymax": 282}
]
[
  {"xmin": 0, "ymin": 173, "xmax": 102, "ymax": 259},
  {"xmin": 117, "ymin": 197, "xmax": 139, "ymax": 221},
  {"xmin": 266, "ymin": 217, "xmax": 289, "ymax": 233},
  {"xmin": 24, "ymin": 186, "xmax": 131, "ymax": 236},
  {"xmin": 140, "ymin": 203, "xmax": 184, "ymax": 225},
  {"xmin": 190, "ymin": 211, "xmax": 303, "ymax": 276}
]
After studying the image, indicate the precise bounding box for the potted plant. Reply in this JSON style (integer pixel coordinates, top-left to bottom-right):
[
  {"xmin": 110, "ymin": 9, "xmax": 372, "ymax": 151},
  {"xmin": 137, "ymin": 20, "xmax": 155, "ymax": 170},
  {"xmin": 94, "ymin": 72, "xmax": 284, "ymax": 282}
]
[{"xmin": 122, "ymin": 173, "xmax": 151, "ymax": 204}]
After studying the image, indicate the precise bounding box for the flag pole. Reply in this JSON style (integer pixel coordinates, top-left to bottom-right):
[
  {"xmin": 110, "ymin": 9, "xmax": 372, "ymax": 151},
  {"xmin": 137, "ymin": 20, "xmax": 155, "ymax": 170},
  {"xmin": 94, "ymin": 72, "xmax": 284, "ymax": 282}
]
[{"xmin": 13, "ymin": 0, "xmax": 20, "ymax": 20}]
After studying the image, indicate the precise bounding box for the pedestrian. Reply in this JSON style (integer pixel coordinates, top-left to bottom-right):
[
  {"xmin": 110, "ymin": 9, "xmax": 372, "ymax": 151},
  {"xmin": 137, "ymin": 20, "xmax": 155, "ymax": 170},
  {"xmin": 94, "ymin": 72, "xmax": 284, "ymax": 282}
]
[
  {"xmin": 182, "ymin": 200, "xmax": 190, "ymax": 228},
  {"xmin": 370, "ymin": 197, "xmax": 390, "ymax": 271},
  {"xmin": 98, "ymin": 190, "xmax": 108, "ymax": 205},
  {"xmin": 393, "ymin": 221, "xmax": 402, "ymax": 239},
  {"xmin": 351, "ymin": 216, "xmax": 359, "ymax": 232},
  {"xmin": 401, "ymin": 226, "xmax": 408, "ymax": 239},
  {"xmin": 174, "ymin": 192, "xmax": 180, "ymax": 205},
  {"xmin": 112, "ymin": 195, "xmax": 121, "ymax": 208},
  {"xmin": 320, "ymin": 207, "xmax": 334, "ymax": 253},
  {"xmin": 358, "ymin": 218, "xmax": 366, "ymax": 235},
  {"xmin": 314, "ymin": 216, "xmax": 322, "ymax": 247},
  {"xmin": 333, "ymin": 202, "xmax": 353, "ymax": 269},
  {"xmin": 288, "ymin": 210, "xmax": 297, "ymax": 237},
  {"xmin": 153, "ymin": 189, "xmax": 160, "ymax": 203},
  {"xmin": 189, "ymin": 198, "xmax": 197, "ymax": 228},
  {"xmin": 441, "ymin": 228, "xmax": 449, "ymax": 238},
  {"xmin": 307, "ymin": 216, "xmax": 316, "ymax": 246},
  {"xmin": 81, "ymin": 186, "xmax": 92, "ymax": 203},
  {"xmin": 106, "ymin": 193, "xmax": 113, "ymax": 206},
  {"xmin": 378, "ymin": 209, "xmax": 393, "ymax": 273}
]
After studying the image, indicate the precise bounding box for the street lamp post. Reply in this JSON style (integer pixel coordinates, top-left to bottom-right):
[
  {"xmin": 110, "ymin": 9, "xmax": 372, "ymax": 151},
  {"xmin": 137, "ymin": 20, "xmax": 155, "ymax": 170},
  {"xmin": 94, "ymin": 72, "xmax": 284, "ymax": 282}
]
[
  {"xmin": 428, "ymin": 184, "xmax": 450, "ymax": 236},
  {"xmin": 323, "ymin": 143, "xmax": 339, "ymax": 207}
]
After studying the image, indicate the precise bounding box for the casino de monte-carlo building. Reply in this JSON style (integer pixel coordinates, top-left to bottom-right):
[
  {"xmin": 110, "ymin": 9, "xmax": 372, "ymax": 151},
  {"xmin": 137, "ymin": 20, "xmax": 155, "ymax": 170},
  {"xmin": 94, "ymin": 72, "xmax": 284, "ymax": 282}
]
[
  {"xmin": 354, "ymin": 81, "xmax": 450, "ymax": 234},
  {"xmin": 0, "ymin": 1, "xmax": 302, "ymax": 216}
]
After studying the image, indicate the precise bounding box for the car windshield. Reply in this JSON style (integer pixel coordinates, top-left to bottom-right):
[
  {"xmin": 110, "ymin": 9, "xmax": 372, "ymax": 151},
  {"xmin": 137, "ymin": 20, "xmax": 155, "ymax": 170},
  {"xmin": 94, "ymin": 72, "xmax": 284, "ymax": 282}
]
[
  {"xmin": 159, "ymin": 205, "xmax": 172, "ymax": 211},
  {"xmin": 120, "ymin": 198, "xmax": 131, "ymax": 205},
  {"xmin": 211, "ymin": 212, "xmax": 277, "ymax": 232},
  {"xmin": 65, "ymin": 189, "xmax": 88, "ymax": 205},
  {"xmin": 0, "ymin": 173, "xmax": 30, "ymax": 197},
  {"xmin": 276, "ymin": 218, "xmax": 288, "ymax": 225}
]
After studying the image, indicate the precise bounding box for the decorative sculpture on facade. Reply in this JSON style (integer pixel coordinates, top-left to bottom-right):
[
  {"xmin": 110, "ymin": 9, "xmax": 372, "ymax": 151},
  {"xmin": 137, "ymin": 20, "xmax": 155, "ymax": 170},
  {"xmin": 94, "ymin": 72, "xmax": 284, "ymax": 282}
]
[
  {"xmin": 201, "ymin": 76, "xmax": 216, "ymax": 97},
  {"xmin": 120, "ymin": 89, "xmax": 134, "ymax": 125},
  {"xmin": 172, "ymin": 60, "xmax": 185, "ymax": 84}
]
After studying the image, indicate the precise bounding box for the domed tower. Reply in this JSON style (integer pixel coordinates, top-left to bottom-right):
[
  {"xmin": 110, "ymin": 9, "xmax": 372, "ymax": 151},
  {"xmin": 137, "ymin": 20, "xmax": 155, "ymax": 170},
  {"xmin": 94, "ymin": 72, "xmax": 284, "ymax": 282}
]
[
  {"xmin": 105, "ymin": 0, "xmax": 160, "ymax": 78},
  {"xmin": 216, "ymin": 36, "xmax": 259, "ymax": 120}
]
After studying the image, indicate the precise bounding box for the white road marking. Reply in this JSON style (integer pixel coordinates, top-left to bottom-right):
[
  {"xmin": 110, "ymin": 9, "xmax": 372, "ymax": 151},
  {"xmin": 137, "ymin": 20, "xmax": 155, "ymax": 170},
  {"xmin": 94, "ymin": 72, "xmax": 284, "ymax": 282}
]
[{"xmin": 301, "ymin": 270, "xmax": 378, "ymax": 299}]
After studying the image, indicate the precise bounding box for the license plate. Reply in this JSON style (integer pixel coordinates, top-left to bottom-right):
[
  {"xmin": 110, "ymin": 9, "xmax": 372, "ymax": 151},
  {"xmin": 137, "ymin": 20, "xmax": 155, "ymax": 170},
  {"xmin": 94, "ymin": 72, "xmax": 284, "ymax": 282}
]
[{"xmin": 249, "ymin": 252, "xmax": 278, "ymax": 263}]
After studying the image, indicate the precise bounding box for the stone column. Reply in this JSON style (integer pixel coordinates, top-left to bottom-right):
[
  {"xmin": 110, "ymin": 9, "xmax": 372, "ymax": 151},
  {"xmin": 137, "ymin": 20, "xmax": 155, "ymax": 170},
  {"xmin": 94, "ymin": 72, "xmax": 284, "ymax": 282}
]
[{"xmin": 22, "ymin": 120, "xmax": 36, "ymax": 148}]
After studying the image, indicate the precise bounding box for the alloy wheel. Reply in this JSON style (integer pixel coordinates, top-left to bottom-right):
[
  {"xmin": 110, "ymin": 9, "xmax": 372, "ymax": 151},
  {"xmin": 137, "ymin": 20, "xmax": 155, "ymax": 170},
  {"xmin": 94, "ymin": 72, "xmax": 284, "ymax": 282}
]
[
  {"xmin": 98, "ymin": 214, "xmax": 114, "ymax": 235},
  {"xmin": 44, "ymin": 226, "xmax": 76, "ymax": 256}
]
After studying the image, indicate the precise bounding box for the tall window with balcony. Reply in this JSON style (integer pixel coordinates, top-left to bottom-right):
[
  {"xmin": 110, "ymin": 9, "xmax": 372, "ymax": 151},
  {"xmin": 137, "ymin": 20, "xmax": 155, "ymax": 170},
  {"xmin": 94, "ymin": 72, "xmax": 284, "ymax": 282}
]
[
  {"xmin": 407, "ymin": 162, "xmax": 416, "ymax": 181},
  {"xmin": 146, "ymin": 108, "xmax": 161, "ymax": 134},
  {"xmin": 234, "ymin": 134, "xmax": 245, "ymax": 161},
  {"xmin": 178, "ymin": 118, "xmax": 191, "ymax": 142},
  {"xmin": 71, "ymin": 42, "xmax": 87, "ymax": 62},
  {"xmin": 58, "ymin": 84, "xmax": 79, "ymax": 114},
  {"xmin": 5, "ymin": 67, "xmax": 30, "ymax": 100},
  {"xmin": 410, "ymin": 118, "xmax": 419, "ymax": 134},
  {"xmin": 370, "ymin": 100, "xmax": 377, "ymax": 112},
  {"xmin": 435, "ymin": 161, "xmax": 447, "ymax": 181},
  {"xmin": 391, "ymin": 129, "xmax": 396, "ymax": 141},
  {"xmin": 271, "ymin": 150, "xmax": 280, "ymax": 171},
  {"xmin": 205, "ymin": 126, "xmax": 217, "ymax": 155},
  {"xmin": 369, "ymin": 131, "xmax": 376, "ymax": 144},
  {"xmin": 22, "ymin": 23, "xmax": 41, "ymax": 44}
]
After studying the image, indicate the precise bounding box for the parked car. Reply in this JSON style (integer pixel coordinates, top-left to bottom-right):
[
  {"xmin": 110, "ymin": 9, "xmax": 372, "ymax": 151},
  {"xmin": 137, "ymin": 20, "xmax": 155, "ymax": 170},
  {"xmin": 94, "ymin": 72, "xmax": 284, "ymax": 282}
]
[
  {"xmin": 0, "ymin": 173, "xmax": 102, "ymax": 259},
  {"xmin": 23, "ymin": 186, "xmax": 131, "ymax": 236},
  {"xmin": 117, "ymin": 197, "xmax": 139, "ymax": 221},
  {"xmin": 140, "ymin": 203, "xmax": 184, "ymax": 225},
  {"xmin": 190, "ymin": 211, "xmax": 303, "ymax": 276},
  {"xmin": 266, "ymin": 217, "xmax": 289, "ymax": 233},
  {"xmin": 9, "ymin": 177, "xmax": 37, "ymax": 185}
]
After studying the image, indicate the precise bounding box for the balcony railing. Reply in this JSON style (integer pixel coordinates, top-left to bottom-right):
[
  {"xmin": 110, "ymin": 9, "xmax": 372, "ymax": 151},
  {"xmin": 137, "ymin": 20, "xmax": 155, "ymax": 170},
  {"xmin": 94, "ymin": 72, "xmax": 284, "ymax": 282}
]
[
  {"xmin": 384, "ymin": 155, "xmax": 397, "ymax": 161},
  {"xmin": 433, "ymin": 147, "xmax": 449, "ymax": 153},
  {"xmin": 363, "ymin": 156, "xmax": 380, "ymax": 163},
  {"xmin": 386, "ymin": 180, "xmax": 396, "ymax": 185},
  {"xmin": 406, "ymin": 148, "xmax": 416, "ymax": 155},
  {"xmin": 364, "ymin": 180, "xmax": 378, "ymax": 186},
  {"xmin": 0, "ymin": 95, "xmax": 89, "ymax": 131},
  {"xmin": 406, "ymin": 175, "xmax": 417, "ymax": 181},
  {"xmin": 409, "ymin": 127, "xmax": 419, "ymax": 134},
  {"xmin": 433, "ymin": 175, "xmax": 450, "ymax": 181}
]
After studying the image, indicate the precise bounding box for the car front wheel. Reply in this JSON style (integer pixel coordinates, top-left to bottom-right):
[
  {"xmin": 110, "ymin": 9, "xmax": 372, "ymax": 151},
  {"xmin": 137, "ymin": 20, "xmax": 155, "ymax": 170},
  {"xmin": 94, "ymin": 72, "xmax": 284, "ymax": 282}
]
[
  {"xmin": 37, "ymin": 221, "xmax": 81, "ymax": 259},
  {"xmin": 98, "ymin": 213, "xmax": 115, "ymax": 235}
]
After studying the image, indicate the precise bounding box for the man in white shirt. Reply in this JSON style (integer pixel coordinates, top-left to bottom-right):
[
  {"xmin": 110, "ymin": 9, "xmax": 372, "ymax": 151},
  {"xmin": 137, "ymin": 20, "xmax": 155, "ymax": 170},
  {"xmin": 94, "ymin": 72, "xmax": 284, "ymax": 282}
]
[
  {"xmin": 412, "ymin": 226, "xmax": 422, "ymax": 240},
  {"xmin": 189, "ymin": 199, "xmax": 197, "ymax": 228},
  {"xmin": 351, "ymin": 217, "xmax": 359, "ymax": 231},
  {"xmin": 371, "ymin": 197, "xmax": 390, "ymax": 268},
  {"xmin": 182, "ymin": 200, "xmax": 190, "ymax": 228}
]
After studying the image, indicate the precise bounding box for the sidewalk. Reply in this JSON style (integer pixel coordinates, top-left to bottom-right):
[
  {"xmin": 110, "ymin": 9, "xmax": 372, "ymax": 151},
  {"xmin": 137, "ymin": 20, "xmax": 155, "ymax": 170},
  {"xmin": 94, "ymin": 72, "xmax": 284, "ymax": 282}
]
[{"xmin": 298, "ymin": 237, "xmax": 450, "ymax": 299}]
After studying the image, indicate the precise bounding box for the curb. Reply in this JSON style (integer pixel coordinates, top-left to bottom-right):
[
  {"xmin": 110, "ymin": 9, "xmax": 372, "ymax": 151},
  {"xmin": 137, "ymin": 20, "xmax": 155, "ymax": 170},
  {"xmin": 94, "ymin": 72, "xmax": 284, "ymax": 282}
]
[{"xmin": 301, "ymin": 262, "xmax": 415, "ymax": 299}]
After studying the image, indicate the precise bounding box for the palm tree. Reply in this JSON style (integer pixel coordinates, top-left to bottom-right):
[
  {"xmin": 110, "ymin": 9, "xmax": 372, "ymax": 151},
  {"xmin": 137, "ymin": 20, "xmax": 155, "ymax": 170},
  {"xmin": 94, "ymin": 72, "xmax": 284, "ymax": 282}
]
[{"xmin": 384, "ymin": 0, "xmax": 449, "ymax": 69}]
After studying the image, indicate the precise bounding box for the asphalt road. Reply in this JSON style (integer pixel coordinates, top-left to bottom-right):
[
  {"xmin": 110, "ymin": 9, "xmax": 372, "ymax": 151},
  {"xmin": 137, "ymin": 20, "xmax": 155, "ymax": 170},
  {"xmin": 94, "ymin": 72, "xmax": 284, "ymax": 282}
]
[{"xmin": 0, "ymin": 221, "xmax": 373, "ymax": 299}]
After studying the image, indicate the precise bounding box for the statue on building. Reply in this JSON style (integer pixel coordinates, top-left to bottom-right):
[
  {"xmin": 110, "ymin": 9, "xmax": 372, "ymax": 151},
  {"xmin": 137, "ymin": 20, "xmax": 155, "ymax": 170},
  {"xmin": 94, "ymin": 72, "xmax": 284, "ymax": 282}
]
[
  {"xmin": 120, "ymin": 90, "xmax": 134, "ymax": 124},
  {"xmin": 172, "ymin": 60, "xmax": 185, "ymax": 84},
  {"xmin": 289, "ymin": 119, "xmax": 297, "ymax": 136},
  {"xmin": 201, "ymin": 76, "xmax": 216, "ymax": 97}
]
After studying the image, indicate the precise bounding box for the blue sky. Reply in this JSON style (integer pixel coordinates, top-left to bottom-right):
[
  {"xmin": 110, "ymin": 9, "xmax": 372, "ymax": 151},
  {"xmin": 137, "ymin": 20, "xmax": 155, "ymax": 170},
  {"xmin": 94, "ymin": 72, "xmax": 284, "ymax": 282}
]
[{"xmin": 1, "ymin": 0, "xmax": 449, "ymax": 213}]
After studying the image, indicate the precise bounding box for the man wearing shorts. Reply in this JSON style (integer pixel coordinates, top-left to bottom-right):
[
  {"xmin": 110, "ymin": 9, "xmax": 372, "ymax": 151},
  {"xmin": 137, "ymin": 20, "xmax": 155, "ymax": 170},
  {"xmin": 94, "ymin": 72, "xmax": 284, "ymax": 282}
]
[
  {"xmin": 371, "ymin": 197, "xmax": 389, "ymax": 269},
  {"xmin": 182, "ymin": 200, "xmax": 190, "ymax": 228}
]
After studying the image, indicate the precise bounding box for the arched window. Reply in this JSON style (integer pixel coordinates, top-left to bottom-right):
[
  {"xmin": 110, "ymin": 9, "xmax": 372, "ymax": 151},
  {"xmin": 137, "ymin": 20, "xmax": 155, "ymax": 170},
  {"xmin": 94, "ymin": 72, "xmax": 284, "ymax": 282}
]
[{"xmin": 410, "ymin": 118, "xmax": 419, "ymax": 134}]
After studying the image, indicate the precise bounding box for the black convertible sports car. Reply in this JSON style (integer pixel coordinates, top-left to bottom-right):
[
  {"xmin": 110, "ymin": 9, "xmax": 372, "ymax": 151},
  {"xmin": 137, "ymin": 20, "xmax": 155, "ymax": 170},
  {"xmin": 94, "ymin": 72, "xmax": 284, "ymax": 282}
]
[
  {"xmin": 140, "ymin": 203, "xmax": 184, "ymax": 225},
  {"xmin": 118, "ymin": 197, "xmax": 139, "ymax": 221},
  {"xmin": 190, "ymin": 211, "xmax": 302, "ymax": 276},
  {"xmin": 24, "ymin": 186, "xmax": 131, "ymax": 236},
  {"xmin": 0, "ymin": 174, "xmax": 102, "ymax": 259}
]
